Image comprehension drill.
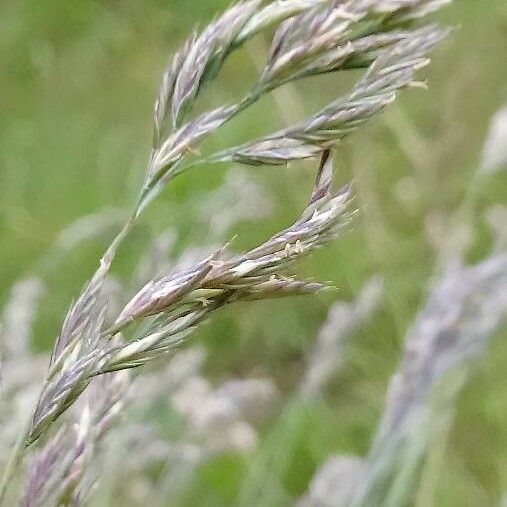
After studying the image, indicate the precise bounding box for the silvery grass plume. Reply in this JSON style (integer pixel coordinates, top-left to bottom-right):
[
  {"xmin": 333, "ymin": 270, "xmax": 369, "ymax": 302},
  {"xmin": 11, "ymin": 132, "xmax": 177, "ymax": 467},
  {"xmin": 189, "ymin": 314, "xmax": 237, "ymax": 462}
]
[
  {"xmin": 299, "ymin": 276, "xmax": 383, "ymax": 399},
  {"xmin": 95, "ymin": 347, "xmax": 207, "ymax": 504},
  {"xmin": 0, "ymin": 278, "xmax": 44, "ymax": 363},
  {"xmin": 0, "ymin": 278, "xmax": 46, "ymax": 468},
  {"xmin": 209, "ymin": 25, "xmax": 447, "ymax": 166},
  {"xmin": 300, "ymin": 112, "xmax": 506, "ymax": 505},
  {"xmin": 298, "ymin": 455, "xmax": 366, "ymax": 507},
  {"xmin": 143, "ymin": 0, "xmax": 450, "ymax": 204},
  {"xmin": 25, "ymin": 265, "xmax": 111, "ymax": 446},
  {"xmin": 298, "ymin": 256, "xmax": 507, "ymax": 507},
  {"xmin": 480, "ymin": 104, "xmax": 507, "ymax": 175},
  {"xmin": 20, "ymin": 370, "xmax": 129, "ymax": 507},
  {"xmin": 0, "ymin": 356, "xmax": 46, "ymax": 468},
  {"xmin": 94, "ymin": 347, "xmax": 277, "ymax": 505},
  {"xmin": 424, "ymin": 100, "xmax": 507, "ymax": 271},
  {"xmin": 170, "ymin": 374, "xmax": 278, "ymax": 454},
  {"xmin": 25, "ymin": 0, "xmax": 449, "ymax": 443},
  {"xmin": 0, "ymin": 0, "xmax": 450, "ymax": 501},
  {"xmin": 348, "ymin": 254, "xmax": 507, "ymax": 507},
  {"xmin": 154, "ymin": 375, "xmax": 278, "ymax": 503},
  {"xmin": 25, "ymin": 151, "xmax": 353, "ymax": 447}
]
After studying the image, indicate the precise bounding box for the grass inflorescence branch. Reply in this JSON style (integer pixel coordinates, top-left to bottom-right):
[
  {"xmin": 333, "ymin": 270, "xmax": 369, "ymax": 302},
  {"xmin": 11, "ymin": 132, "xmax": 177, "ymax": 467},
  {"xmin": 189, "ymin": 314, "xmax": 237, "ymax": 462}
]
[{"xmin": 0, "ymin": 1, "xmax": 451, "ymax": 504}]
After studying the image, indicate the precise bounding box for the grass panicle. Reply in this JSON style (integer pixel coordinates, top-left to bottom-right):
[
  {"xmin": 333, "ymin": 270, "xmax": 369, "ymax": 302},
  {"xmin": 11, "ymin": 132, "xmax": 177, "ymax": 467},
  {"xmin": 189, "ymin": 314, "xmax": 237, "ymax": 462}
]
[{"xmin": 0, "ymin": 0, "xmax": 452, "ymax": 504}]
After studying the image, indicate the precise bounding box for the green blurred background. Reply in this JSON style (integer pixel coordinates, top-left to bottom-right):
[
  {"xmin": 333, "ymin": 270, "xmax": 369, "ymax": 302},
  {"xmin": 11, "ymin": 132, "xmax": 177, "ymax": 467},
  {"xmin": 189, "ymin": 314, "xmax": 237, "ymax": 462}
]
[{"xmin": 1, "ymin": 1, "xmax": 506, "ymax": 505}]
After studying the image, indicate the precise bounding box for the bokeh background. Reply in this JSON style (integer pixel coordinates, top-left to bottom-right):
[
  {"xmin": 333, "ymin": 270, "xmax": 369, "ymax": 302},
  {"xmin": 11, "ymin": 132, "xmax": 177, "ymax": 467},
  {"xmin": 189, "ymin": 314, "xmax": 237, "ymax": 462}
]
[{"xmin": 1, "ymin": 1, "xmax": 507, "ymax": 505}]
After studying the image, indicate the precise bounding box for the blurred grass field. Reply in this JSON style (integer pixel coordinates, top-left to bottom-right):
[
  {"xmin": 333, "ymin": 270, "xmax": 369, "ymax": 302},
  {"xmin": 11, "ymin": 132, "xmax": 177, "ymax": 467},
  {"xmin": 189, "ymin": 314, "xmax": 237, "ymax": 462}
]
[{"xmin": 1, "ymin": 1, "xmax": 507, "ymax": 505}]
